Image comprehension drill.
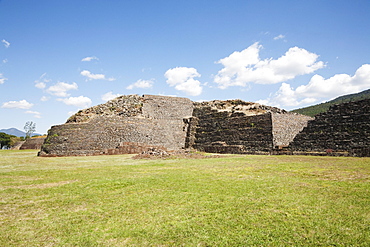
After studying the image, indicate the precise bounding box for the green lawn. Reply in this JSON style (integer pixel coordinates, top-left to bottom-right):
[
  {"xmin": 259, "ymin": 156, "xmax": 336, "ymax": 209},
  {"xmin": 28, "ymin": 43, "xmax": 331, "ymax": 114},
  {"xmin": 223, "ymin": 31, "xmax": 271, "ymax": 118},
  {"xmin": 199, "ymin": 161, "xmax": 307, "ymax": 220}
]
[{"xmin": 1, "ymin": 150, "xmax": 369, "ymax": 246}]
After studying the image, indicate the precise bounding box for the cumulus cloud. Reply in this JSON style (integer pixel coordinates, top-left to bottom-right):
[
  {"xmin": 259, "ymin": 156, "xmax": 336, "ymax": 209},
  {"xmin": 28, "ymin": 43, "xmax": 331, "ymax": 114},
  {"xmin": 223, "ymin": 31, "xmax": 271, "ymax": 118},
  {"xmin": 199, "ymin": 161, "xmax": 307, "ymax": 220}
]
[
  {"xmin": 46, "ymin": 82, "xmax": 78, "ymax": 97},
  {"xmin": 81, "ymin": 56, "xmax": 99, "ymax": 62},
  {"xmin": 80, "ymin": 70, "xmax": 115, "ymax": 81},
  {"xmin": 1, "ymin": 100, "xmax": 33, "ymax": 109},
  {"xmin": 214, "ymin": 42, "xmax": 325, "ymax": 89},
  {"xmin": 101, "ymin": 92, "xmax": 121, "ymax": 101},
  {"xmin": 295, "ymin": 64, "xmax": 370, "ymax": 98},
  {"xmin": 0, "ymin": 73, "xmax": 7, "ymax": 84},
  {"xmin": 273, "ymin": 34, "xmax": 285, "ymax": 40},
  {"xmin": 258, "ymin": 64, "xmax": 370, "ymax": 109},
  {"xmin": 35, "ymin": 82, "xmax": 46, "ymax": 89},
  {"xmin": 57, "ymin": 96, "xmax": 92, "ymax": 108},
  {"xmin": 81, "ymin": 70, "xmax": 104, "ymax": 80},
  {"xmin": 126, "ymin": 79, "xmax": 154, "ymax": 90},
  {"xmin": 165, "ymin": 67, "xmax": 202, "ymax": 96},
  {"xmin": 2, "ymin": 39, "xmax": 10, "ymax": 48},
  {"xmin": 25, "ymin": 110, "xmax": 42, "ymax": 119},
  {"xmin": 257, "ymin": 83, "xmax": 317, "ymax": 108}
]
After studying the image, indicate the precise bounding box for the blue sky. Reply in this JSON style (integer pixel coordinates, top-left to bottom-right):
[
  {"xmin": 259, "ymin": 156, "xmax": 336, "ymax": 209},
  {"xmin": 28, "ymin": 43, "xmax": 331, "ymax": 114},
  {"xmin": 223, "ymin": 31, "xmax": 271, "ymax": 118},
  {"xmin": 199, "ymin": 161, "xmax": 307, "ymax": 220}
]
[{"xmin": 1, "ymin": 0, "xmax": 370, "ymax": 134}]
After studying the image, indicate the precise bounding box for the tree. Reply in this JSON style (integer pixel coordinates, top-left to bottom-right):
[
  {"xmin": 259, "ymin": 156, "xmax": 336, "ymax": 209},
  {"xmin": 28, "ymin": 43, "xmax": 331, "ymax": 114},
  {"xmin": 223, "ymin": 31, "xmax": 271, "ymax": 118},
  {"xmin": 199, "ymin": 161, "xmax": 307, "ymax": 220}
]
[
  {"xmin": 0, "ymin": 132, "xmax": 17, "ymax": 149},
  {"xmin": 24, "ymin": 121, "xmax": 36, "ymax": 139}
]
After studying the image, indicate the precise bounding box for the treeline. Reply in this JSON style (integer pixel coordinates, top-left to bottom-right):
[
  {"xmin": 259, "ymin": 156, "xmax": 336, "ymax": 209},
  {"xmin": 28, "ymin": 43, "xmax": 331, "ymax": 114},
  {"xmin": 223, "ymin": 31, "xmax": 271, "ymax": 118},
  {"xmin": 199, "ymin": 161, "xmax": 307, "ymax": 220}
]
[
  {"xmin": 291, "ymin": 88, "xmax": 370, "ymax": 117},
  {"xmin": 0, "ymin": 132, "xmax": 24, "ymax": 149}
]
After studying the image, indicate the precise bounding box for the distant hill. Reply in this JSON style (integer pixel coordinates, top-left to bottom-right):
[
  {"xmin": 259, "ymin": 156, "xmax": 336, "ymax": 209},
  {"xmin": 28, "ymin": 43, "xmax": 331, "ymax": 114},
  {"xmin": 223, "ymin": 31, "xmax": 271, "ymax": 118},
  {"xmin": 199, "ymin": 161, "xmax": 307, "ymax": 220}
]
[
  {"xmin": 0, "ymin": 128, "xmax": 26, "ymax": 137},
  {"xmin": 0, "ymin": 128, "xmax": 41, "ymax": 137},
  {"xmin": 291, "ymin": 88, "xmax": 370, "ymax": 117}
]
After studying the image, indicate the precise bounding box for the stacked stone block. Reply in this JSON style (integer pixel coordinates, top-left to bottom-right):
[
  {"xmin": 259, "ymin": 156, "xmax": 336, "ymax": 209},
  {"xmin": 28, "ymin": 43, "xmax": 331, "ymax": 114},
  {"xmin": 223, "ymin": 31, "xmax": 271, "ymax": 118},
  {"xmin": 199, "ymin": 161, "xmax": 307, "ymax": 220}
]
[
  {"xmin": 191, "ymin": 107, "xmax": 274, "ymax": 154},
  {"xmin": 289, "ymin": 99, "xmax": 370, "ymax": 156}
]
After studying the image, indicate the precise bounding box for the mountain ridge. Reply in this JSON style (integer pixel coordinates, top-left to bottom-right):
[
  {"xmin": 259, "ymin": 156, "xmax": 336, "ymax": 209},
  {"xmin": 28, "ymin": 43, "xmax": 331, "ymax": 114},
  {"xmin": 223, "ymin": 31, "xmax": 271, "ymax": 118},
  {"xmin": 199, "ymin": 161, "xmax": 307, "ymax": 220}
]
[
  {"xmin": 291, "ymin": 88, "xmax": 370, "ymax": 117},
  {"xmin": 0, "ymin": 128, "xmax": 41, "ymax": 137}
]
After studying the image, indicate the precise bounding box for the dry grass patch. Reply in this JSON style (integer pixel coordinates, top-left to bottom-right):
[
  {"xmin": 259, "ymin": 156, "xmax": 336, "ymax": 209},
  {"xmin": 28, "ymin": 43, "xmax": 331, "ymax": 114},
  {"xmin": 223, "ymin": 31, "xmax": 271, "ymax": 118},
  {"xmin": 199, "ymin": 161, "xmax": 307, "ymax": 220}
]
[{"xmin": 4, "ymin": 180, "xmax": 77, "ymax": 189}]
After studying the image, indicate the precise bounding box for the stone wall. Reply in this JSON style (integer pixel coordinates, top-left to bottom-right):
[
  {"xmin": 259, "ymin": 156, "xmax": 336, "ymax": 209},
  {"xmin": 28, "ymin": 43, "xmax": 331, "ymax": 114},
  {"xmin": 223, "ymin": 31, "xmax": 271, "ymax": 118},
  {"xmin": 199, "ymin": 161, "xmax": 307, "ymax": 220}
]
[
  {"xmin": 271, "ymin": 113, "xmax": 313, "ymax": 147},
  {"xmin": 190, "ymin": 106, "xmax": 274, "ymax": 154},
  {"xmin": 20, "ymin": 137, "xmax": 46, "ymax": 150},
  {"xmin": 188, "ymin": 102, "xmax": 312, "ymax": 154},
  {"xmin": 142, "ymin": 95, "xmax": 193, "ymax": 119},
  {"xmin": 288, "ymin": 99, "xmax": 370, "ymax": 157},
  {"xmin": 40, "ymin": 117, "xmax": 164, "ymax": 156},
  {"xmin": 39, "ymin": 95, "xmax": 193, "ymax": 156}
]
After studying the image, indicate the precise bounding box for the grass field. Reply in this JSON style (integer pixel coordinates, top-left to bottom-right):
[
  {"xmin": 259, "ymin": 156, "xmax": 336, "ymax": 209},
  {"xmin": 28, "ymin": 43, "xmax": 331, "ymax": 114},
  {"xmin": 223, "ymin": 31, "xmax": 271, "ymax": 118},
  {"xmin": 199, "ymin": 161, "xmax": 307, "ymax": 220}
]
[{"xmin": 1, "ymin": 150, "xmax": 369, "ymax": 246}]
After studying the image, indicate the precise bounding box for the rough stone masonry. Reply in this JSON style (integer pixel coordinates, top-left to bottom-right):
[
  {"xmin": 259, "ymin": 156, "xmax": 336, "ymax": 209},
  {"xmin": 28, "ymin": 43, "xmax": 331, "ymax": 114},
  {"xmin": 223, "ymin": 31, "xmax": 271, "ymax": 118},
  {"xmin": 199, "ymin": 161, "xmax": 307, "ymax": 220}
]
[
  {"xmin": 38, "ymin": 94, "xmax": 312, "ymax": 157},
  {"xmin": 288, "ymin": 98, "xmax": 370, "ymax": 157}
]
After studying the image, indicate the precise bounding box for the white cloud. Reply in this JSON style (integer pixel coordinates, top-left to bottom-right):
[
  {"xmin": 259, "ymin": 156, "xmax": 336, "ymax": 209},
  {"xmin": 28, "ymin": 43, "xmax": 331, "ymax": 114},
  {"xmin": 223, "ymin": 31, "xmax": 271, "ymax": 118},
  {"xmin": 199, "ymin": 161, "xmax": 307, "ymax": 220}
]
[
  {"xmin": 81, "ymin": 56, "xmax": 99, "ymax": 62},
  {"xmin": 259, "ymin": 64, "xmax": 370, "ymax": 109},
  {"xmin": 35, "ymin": 82, "xmax": 46, "ymax": 89},
  {"xmin": 25, "ymin": 111, "xmax": 42, "ymax": 119},
  {"xmin": 81, "ymin": 70, "xmax": 104, "ymax": 80},
  {"xmin": 0, "ymin": 74, "xmax": 7, "ymax": 84},
  {"xmin": 3, "ymin": 59, "xmax": 8, "ymax": 64},
  {"xmin": 80, "ymin": 70, "xmax": 115, "ymax": 81},
  {"xmin": 214, "ymin": 42, "xmax": 325, "ymax": 89},
  {"xmin": 2, "ymin": 39, "xmax": 10, "ymax": 48},
  {"xmin": 1, "ymin": 100, "xmax": 33, "ymax": 109},
  {"xmin": 165, "ymin": 67, "xmax": 202, "ymax": 96},
  {"xmin": 46, "ymin": 82, "xmax": 78, "ymax": 97},
  {"xmin": 126, "ymin": 79, "xmax": 154, "ymax": 90},
  {"xmin": 257, "ymin": 83, "xmax": 317, "ymax": 108},
  {"xmin": 295, "ymin": 64, "xmax": 370, "ymax": 98},
  {"xmin": 101, "ymin": 92, "xmax": 120, "ymax": 101},
  {"xmin": 57, "ymin": 96, "xmax": 92, "ymax": 108},
  {"xmin": 273, "ymin": 34, "xmax": 285, "ymax": 40},
  {"xmin": 40, "ymin": 96, "xmax": 50, "ymax": 102},
  {"xmin": 34, "ymin": 73, "xmax": 51, "ymax": 89}
]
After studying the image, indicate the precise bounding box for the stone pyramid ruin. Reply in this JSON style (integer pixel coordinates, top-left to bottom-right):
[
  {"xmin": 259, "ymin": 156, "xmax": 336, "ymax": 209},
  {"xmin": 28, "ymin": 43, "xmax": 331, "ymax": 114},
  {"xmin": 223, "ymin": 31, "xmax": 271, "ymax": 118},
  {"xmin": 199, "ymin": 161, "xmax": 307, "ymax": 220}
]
[{"xmin": 38, "ymin": 95, "xmax": 312, "ymax": 156}]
